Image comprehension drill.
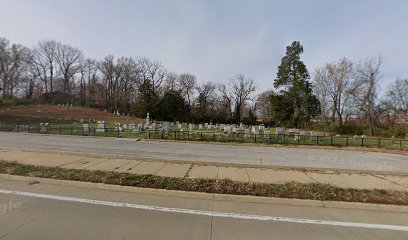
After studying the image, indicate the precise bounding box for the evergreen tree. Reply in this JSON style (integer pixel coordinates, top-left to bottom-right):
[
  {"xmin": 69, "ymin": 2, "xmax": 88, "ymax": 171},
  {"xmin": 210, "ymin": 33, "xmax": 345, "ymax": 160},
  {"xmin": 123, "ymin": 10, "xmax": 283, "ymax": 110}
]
[
  {"xmin": 270, "ymin": 41, "xmax": 320, "ymax": 128},
  {"xmin": 158, "ymin": 90, "xmax": 188, "ymax": 121}
]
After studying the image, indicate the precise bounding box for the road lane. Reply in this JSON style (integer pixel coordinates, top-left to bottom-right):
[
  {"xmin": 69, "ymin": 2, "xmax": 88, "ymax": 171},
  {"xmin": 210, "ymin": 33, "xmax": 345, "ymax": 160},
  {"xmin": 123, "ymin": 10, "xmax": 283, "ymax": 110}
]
[
  {"xmin": 0, "ymin": 178, "xmax": 407, "ymax": 239},
  {"xmin": 0, "ymin": 132, "xmax": 407, "ymax": 172}
]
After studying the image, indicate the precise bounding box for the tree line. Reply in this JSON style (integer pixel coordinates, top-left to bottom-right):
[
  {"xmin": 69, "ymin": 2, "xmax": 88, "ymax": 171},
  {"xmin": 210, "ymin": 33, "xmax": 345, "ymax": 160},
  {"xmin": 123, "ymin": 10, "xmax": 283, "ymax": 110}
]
[
  {"xmin": 0, "ymin": 37, "xmax": 407, "ymax": 136},
  {"xmin": 0, "ymin": 37, "xmax": 259, "ymax": 123}
]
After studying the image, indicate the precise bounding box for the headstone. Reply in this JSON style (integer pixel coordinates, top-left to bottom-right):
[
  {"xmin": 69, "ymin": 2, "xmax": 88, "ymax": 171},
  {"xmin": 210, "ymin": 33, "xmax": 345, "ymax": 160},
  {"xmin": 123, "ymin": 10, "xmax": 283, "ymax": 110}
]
[
  {"xmin": 198, "ymin": 124, "xmax": 203, "ymax": 130},
  {"xmin": 254, "ymin": 129, "xmax": 260, "ymax": 138},
  {"xmin": 235, "ymin": 127, "xmax": 242, "ymax": 134},
  {"xmin": 259, "ymin": 124, "xmax": 265, "ymax": 131},
  {"xmin": 264, "ymin": 130, "xmax": 270, "ymax": 139},
  {"xmin": 96, "ymin": 121, "xmax": 107, "ymax": 132},
  {"xmin": 223, "ymin": 126, "xmax": 229, "ymax": 134},
  {"xmin": 288, "ymin": 128, "xmax": 299, "ymax": 136},
  {"xmin": 82, "ymin": 123, "xmax": 90, "ymax": 133},
  {"xmin": 80, "ymin": 119, "xmax": 84, "ymax": 123},
  {"xmin": 114, "ymin": 122, "xmax": 123, "ymax": 132},
  {"xmin": 132, "ymin": 127, "xmax": 140, "ymax": 133},
  {"xmin": 311, "ymin": 132, "xmax": 318, "ymax": 141},
  {"xmin": 244, "ymin": 129, "xmax": 251, "ymax": 140},
  {"xmin": 275, "ymin": 127, "xmax": 284, "ymax": 135},
  {"xmin": 294, "ymin": 134, "xmax": 301, "ymax": 141},
  {"xmin": 145, "ymin": 112, "xmax": 150, "ymax": 126},
  {"xmin": 123, "ymin": 123, "xmax": 128, "ymax": 129},
  {"xmin": 40, "ymin": 123, "xmax": 48, "ymax": 133}
]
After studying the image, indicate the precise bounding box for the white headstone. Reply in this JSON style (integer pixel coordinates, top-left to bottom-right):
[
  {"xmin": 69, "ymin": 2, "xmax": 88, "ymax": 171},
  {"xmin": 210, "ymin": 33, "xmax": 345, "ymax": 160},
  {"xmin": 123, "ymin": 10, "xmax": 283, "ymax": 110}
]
[
  {"xmin": 263, "ymin": 130, "xmax": 270, "ymax": 139},
  {"xmin": 96, "ymin": 121, "xmax": 107, "ymax": 132}
]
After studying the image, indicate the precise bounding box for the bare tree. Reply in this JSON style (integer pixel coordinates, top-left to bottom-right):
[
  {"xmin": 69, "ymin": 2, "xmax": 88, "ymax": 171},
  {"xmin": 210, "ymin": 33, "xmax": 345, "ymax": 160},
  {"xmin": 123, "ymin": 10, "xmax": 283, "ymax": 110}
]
[
  {"xmin": 217, "ymin": 83, "xmax": 233, "ymax": 120},
  {"xmin": 178, "ymin": 73, "xmax": 196, "ymax": 120},
  {"xmin": 255, "ymin": 90, "xmax": 274, "ymax": 119},
  {"xmin": 0, "ymin": 38, "xmax": 32, "ymax": 98},
  {"xmin": 386, "ymin": 78, "xmax": 408, "ymax": 114},
  {"xmin": 219, "ymin": 74, "xmax": 257, "ymax": 122},
  {"xmin": 135, "ymin": 57, "xmax": 167, "ymax": 115},
  {"xmin": 195, "ymin": 81, "xmax": 216, "ymax": 120},
  {"xmin": 98, "ymin": 55, "xmax": 119, "ymax": 108},
  {"xmin": 56, "ymin": 43, "xmax": 83, "ymax": 94},
  {"xmin": 353, "ymin": 57, "xmax": 382, "ymax": 135},
  {"xmin": 32, "ymin": 40, "xmax": 59, "ymax": 93},
  {"xmin": 163, "ymin": 72, "xmax": 180, "ymax": 93},
  {"xmin": 313, "ymin": 58, "xmax": 356, "ymax": 127}
]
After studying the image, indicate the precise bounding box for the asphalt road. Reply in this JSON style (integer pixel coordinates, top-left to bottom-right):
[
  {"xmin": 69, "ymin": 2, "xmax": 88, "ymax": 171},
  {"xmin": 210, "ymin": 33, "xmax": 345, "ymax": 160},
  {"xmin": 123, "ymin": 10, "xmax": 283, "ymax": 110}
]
[
  {"xmin": 0, "ymin": 177, "xmax": 408, "ymax": 240},
  {"xmin": 0, "ymin": 132, "xmax": 407, "ymax": 172}
]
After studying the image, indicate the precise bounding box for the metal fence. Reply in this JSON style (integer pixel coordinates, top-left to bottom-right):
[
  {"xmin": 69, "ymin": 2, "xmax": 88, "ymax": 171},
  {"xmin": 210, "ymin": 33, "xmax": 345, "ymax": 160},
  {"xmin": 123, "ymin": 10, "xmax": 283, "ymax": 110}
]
[{"xmin": 1, "ymin": 123, "xmax": 407, "ymax": 151}]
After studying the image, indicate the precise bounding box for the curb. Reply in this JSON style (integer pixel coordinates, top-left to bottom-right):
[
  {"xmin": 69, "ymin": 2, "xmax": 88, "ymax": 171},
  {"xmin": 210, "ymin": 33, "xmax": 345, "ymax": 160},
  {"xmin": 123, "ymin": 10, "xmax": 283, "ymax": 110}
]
[{"xmin": 1, "ymin": 174, "xmax": 408, "ymax": 213}]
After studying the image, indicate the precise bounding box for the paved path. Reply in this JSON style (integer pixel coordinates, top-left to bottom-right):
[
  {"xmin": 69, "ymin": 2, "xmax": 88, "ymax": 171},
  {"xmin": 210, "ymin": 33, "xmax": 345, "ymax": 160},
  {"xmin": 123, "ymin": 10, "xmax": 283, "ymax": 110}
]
[
  {"xmin": 0, "ymin": 176, "xmax": 408, "ymax": 240},
  {"xmin": 1, "ymin": 148, "xmax": 408, "ymax": 191},
  {"xmin": 0, "ymin": 132, "xmax": 407, "ymax": 172}
]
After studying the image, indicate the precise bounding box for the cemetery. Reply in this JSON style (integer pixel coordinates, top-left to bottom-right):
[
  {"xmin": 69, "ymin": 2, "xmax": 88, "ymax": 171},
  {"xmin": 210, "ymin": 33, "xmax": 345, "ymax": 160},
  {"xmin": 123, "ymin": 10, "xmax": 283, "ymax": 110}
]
[{"xmin": 0, "ymin": 110, "xmax": 407, "ymax": 151}]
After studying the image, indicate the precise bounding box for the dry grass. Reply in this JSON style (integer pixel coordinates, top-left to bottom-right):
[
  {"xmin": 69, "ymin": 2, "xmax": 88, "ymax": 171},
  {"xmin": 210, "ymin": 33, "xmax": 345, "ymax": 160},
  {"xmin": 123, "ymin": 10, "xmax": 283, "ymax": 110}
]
[
  {"xmin": 1, "ymin": 161, "xmax": 407, "ymax": 205},
  {"xmin": 0, "ymin": 104, "xmax": 142, "ymax": 123}
]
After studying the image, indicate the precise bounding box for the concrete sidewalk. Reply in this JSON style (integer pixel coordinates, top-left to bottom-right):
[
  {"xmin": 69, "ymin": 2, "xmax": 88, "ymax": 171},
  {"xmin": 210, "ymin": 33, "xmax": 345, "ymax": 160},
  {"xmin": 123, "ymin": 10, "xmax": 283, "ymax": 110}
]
[{"xmin": 0, "ymin": 148, "xmax": 407, "ymax": 191}]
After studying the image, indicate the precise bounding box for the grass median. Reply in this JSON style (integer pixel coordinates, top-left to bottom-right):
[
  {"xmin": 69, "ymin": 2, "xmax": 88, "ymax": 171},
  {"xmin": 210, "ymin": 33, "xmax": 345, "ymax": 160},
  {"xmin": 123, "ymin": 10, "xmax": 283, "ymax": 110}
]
[{"xmin": 0, "ymin": 160, "xmax": 407, "ymax": 205}]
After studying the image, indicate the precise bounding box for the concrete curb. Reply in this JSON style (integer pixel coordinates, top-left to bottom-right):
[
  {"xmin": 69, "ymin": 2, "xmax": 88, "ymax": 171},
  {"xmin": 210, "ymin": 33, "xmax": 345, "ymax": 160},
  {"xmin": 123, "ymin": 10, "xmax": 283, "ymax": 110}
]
[{"xmin": 1, "ymin": 174, "xmax": 408, "ymax": 213}]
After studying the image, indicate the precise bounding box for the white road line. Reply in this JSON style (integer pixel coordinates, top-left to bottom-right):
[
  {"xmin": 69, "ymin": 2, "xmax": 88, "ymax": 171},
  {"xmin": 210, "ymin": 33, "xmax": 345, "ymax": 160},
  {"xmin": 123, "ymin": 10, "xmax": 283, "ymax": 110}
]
[{"xmin": 0, "ymin": 188, "xmax": 407, "ymax": 232}]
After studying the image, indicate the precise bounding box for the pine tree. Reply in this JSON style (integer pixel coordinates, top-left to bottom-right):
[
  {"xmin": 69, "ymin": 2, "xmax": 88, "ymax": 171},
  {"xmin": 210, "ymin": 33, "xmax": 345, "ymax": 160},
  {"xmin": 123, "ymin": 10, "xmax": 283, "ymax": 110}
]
[{"xmin": 270, "ymin": 41, "xmax": 320, "ymax": 128}]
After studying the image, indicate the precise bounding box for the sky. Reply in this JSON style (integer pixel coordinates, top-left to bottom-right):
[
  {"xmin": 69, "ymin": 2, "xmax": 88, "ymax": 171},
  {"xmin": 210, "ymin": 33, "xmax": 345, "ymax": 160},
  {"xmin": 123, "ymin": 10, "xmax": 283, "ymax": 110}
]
[{"xmin": 1, "ymin": 0, "xmax": 407, "ymax": 95}]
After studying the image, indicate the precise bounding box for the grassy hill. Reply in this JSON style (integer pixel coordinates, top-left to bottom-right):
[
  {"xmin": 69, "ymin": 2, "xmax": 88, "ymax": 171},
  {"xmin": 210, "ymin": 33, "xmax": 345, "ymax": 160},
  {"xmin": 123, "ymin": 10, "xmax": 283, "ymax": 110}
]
[{"xmin": 0, "ymin": 104, "xmax": 143, "ymax": 124}]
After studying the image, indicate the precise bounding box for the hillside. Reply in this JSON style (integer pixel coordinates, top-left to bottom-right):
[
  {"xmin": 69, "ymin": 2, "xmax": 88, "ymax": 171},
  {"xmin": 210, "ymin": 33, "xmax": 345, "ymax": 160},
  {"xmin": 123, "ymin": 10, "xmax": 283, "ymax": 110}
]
[{"xmin": 0, "ymin": 105, "xmax": 144, "ymax": 124}]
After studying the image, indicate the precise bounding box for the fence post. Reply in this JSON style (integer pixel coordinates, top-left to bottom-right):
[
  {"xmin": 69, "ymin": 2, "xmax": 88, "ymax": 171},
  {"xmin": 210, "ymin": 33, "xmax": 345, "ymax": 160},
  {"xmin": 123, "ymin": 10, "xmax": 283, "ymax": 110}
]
[
  {"xmin": 400, "ymin": 140, "xmax": 403, "ymax": 150},
  {"xmin": 378, "ymin": 138, "xmax": 381, "ymax": 148},
  {"xmin": 161, "ymin": 131, "xmax": 164, "ymax": 139},
  {"xmin": 60, "ymin": 127, "xmax": 62, "ymax": 135},
  {"xmin": 148, "ymin": 130, "xmax": 150, "ymax": 139},
  {"xmin": 213, "ymin": 132, "xmax": 216, "ymax": 141},
  {"xmin": 254, "ymin": 134, "xmax": 257, "ymax": 143},
  {"xmin": 330, "ymin": 136, "xmax": 333, "ymax": 146},
  {"xmin": 175, "ymin": 131, "xmax": 177, "ymax": 141},
  {"xmin": 117, "ymin": 128, "xmax": 120, "ymax": 138},
  {"xmin": 187, "ymin": 132, "xmax": 190, "ymax": 141},
  {"xmin": 201, "ymin": 132, "xmax": 203, "ymax": 141},
  {"xmin": 316, "ymin": 136, "xmax": 319, "ymax": 145},
  {"xmin": 361, "ymin": 138, "xmax": 364, "ymax": 147},
  {"xmin": 346, "ymin": 137, "xmax": 349, "ymax": 147},
  {"xmin": 105, "ymin": 129, "xmax": 108, "ymax": 137}
]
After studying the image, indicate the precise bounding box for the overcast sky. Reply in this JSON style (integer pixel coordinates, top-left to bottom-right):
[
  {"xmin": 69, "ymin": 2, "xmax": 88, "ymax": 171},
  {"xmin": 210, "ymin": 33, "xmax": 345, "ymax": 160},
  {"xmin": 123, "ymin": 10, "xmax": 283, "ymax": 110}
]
[{"xmin": 1, "ymin": 0, "xmax": 407, "ymax": 94}]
